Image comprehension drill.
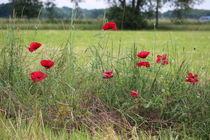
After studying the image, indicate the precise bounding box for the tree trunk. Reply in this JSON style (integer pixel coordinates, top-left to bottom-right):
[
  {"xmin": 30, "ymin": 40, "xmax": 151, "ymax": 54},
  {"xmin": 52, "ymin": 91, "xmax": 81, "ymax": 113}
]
[
  {"xmin": 155, "ymin": 0, "xmax": 160, "ymax": 28},
  {"xmin": 122, "ymin": 0, "xmax": 126, "ymax": 8},
  {"xmin": 136, "ymin": 0, "xmax": 141, "ymax": 12},
  {"xmin": 132, "ymin": 0, "xmax": 135, "ymax": 8},
  {"xmin": 119, "ymin": 0, "xmax": 126, "ymax": 8}
]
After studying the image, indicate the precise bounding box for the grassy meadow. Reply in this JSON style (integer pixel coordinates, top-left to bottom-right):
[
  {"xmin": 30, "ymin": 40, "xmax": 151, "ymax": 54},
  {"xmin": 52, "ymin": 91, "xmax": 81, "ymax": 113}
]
[
  {"xmin": 0, "ymin": 21, "xmax": 210, "ymax": 139},
  {"xmin": 1, "ymin": 30, "xmax": 210, "ymax": 69}
]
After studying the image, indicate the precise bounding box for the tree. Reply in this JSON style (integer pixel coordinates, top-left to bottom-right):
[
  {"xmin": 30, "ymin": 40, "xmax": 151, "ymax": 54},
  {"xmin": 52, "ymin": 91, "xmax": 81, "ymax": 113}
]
[
  {"xmin": 148, "ymin": 0, "xmax": 170, "ymax": 28},
  {"xmin": 169, "ymin": 0, "xmax": 204, "ymax": 23},
  {"xmin": 0, "ymin": 3, "xmax": 12, "ymax": 17},
  {"xmin": 155, "ymin": 0, "xmax": 161, "ymax": 27},
  {"xmin": 10, "ymin": 0, "xmax": 43, "ymax": 18},
  {"xmin": 45, "ymin": 0, "xmax": 55, "ymax": 20},
  {"xmin": 106, "ymin": 0, "xmax": 150, "ymax": 29}
]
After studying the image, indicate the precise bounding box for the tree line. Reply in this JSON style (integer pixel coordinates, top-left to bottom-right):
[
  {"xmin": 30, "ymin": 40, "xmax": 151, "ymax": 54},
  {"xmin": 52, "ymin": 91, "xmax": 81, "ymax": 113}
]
[
  {"xmin": 105, "ymin": 0, "xmax": 203, "ymax": 28},
  {"xmin": 1, "ymin": 0, "xmax": 205, "ymax": 29},
  {"xmin": 0, "ymin": 3, "xmax": 105, "ymax": 19}
]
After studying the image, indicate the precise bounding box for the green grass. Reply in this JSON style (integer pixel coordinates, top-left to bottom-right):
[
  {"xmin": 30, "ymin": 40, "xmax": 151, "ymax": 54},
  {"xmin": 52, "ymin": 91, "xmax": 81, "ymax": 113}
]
[
  {"xmin": 0, "ymin": 26, "xmax": 209, "ymax": 139},
  {"xmin": 1, "ymin": 30, "xmax": 210, "ymax": 69}
]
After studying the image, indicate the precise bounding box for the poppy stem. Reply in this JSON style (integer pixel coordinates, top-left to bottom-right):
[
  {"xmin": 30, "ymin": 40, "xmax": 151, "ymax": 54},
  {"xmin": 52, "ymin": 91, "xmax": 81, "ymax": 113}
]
[{"xmin": 150, "ymin": 66, "xmax": 161, "ymax": 92}]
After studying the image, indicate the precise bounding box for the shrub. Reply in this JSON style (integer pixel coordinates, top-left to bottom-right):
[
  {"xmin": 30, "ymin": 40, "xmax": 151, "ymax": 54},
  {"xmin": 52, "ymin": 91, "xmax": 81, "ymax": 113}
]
[{"xmin": 107, "ymin": 6, "xmax": 147, "ymax": 30}]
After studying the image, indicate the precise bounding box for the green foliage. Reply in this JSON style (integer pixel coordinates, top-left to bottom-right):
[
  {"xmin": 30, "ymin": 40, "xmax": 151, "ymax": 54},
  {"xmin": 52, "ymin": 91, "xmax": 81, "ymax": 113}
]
[
  {"xmin": 171, "ymin": 9, "xmax": 188, "ymax": 23},
  {"xmin": 163, "ymin": 9, "xmax": 210, "ymax": 19},
  {"xmin": 106, "ymin": 0, "xmax": 149, "ymax": 29},
  {"xmin": 0, "ymin": 3, "xmax": 106, "ymax": 19},
  {"xmin": 0, "ymin": 3, "xmax": 12, "ymax": 18},
  {"xmin": 168, "ymin": 0, "xmax": 204, "ymax": 23},
  {"xmin": 10, "ymin": 0, "xmax": 43, "ymax": 18},
  {"xmin": 107, "ymin": 6, "xmax": 147, "ymax": 29},
  {"xmin": 1, "ymin": 2, "xmax": 210, "ymax": 21}
]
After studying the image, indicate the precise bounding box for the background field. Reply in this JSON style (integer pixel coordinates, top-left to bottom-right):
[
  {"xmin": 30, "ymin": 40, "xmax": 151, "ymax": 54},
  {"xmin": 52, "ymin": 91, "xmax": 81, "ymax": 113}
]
[
  {"xmin": 1, "ymin": 18, "xmax": 210, "ymax": 30},
  {"xmin": 1, "ymin": 29, "xmax": 210, "ymax": 69}
]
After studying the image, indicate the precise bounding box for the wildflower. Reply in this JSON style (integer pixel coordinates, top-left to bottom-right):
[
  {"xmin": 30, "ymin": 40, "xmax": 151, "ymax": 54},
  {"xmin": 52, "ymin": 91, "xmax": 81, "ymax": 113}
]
[
  {"xmin": 137, "ymin": 51, "xmax": 150, "ymax": 58},
  {"xmin": 186, "ymin": 73, "xmax": 198, "ymax": 84},
  {"xmin": 103, "ymin": 22, "xmax": 117, "ymax": 31},
  {"xmin": 29, "ymin": 42, "xmax": 42, "ymax": 52},
  {"xmin": 30, "ymin": 71, "xmax": 47, "ymax": 82},
  {"xmin": 130, "ymin": 90, "xmax": 138, "ymax": 98},
  {"xmin": 156, "ymin": 54, "xmax": 168, "ymax": 65},
  {"xmin": 137, "ymin": 61, "xmax": 150, "ymax": 68},
  {"xmin": 102, "ymin": 70, "xmax": 113, "ymax": 79},
  {"xmin": 40, "ymin": 60, "xmax": 55, "ymax": 69}
]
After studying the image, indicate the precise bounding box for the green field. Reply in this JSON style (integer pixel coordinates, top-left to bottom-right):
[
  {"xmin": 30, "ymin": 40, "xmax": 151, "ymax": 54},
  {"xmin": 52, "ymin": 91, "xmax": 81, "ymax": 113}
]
[
  {"xmin": 1, "ymin": 30, "xmax": 210, "ymax": 68},
  {"xmin": 0, "ymin": 28, "xmax": 210, "ymax": 139}
]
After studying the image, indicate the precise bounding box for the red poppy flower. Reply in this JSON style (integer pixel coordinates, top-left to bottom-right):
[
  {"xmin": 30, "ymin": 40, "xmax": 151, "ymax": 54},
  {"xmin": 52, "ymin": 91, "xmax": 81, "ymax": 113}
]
[
  {"xmin": 130, "ymin": 90, "xmax": 138, "ymax": 98},
  {"xmin": 102, "ymin": 70, "xmax": 113, "ymax": 79},
  {"xmin": 40, "ymin": 60, "xmax": 55, "ymax": 69},
  {"xmin": 29, "ymin": 42, "xmax": 42, "ymax": 52},
  {"xmin": 186, "ymin": 73, "xmax": 198, "ymax": 84},
  {"xmin": 156, "ymin": 54, "xmax": 168, "ymax": 65},
  {"xmin": 103, "ymin": 22, "xmax": 117, "ymax": 31},
  {"xmin": 30, "ymin": 71, "xmax": 47, "ymax": 82},
  {"xmin": 137, "ymin": 61, "xmax": 150, "ymax": 68},
  {"xmin": 137, "ymin": 51, "xmax": 150, "ymax": 58}
]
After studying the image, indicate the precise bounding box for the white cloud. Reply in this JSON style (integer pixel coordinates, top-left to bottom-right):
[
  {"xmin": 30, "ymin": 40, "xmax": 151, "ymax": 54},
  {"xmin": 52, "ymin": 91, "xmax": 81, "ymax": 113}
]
[
  {"xmin": 1, "ymin": 0, "xmax": 9, "ymax": 3},
  {"xmin": 194, "ymin": 0, "xmax": 210, "ymax": 10}
]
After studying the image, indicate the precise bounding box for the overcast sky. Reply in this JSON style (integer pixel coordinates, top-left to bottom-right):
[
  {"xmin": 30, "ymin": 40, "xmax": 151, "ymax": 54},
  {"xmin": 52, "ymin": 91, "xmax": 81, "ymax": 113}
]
[{"xmin": 1, "ymin": 0, "xmax": 210, "ymax": 11}]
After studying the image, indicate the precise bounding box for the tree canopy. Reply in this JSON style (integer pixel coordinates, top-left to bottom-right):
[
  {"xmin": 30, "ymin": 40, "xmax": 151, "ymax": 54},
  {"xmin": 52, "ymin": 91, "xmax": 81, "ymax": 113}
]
[
  {"xmin": 10, "ymin": 0, "xmax": 43, "ymax": 18},
  {"xmin": 0, "ymin": 0, "xmax": 205, "ymax": 26},
  {"xmin": 169, "ymin": 0, "xmax": 204, "ymax": 23}
]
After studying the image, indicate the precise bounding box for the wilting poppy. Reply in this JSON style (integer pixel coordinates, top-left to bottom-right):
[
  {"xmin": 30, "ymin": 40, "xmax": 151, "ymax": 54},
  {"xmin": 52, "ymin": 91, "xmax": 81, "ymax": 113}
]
[
  {"xmin": 130, "ymin": 90, "xmax": 138, "ymax": 98},
  {"xmin": 103, "ymin": 22, "xmax": 117, "ymax": 31},
  {"xmin": 137, "ymin": 51, "xmax": 150, "ymax": 58},
  {"xmin": 40, "ymin": 60, "xmax": 55, "ymax": 69},
  {"xmin": 30, "ymin": 71, "xmax": 47, "ymax": 82},
  {"xmin": 186, "ymin": 73, "xmax": 198, "ymax": 84},
  {"xmin": 156, "ymin": 54, "xmax": 168, "ymax": 65},
  {"xmin": 137, "ymin": 61, "xmax": 150, "ymax": 68},
  {"xmin": 29, "ymin": 42, "xmax": 42, "ymax": 52},
  {"xmin": 102, "ymin": 70, "xmax": 113, "ymax": 79}
]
